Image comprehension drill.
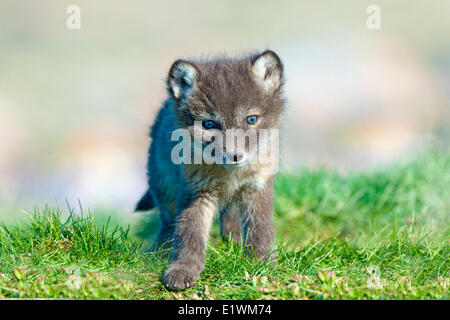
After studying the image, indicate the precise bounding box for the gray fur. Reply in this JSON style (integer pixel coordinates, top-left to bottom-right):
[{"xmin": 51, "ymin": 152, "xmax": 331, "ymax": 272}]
[{"xmin": 136, "ymin": 50, "xmax": 286, "ymax": 290}]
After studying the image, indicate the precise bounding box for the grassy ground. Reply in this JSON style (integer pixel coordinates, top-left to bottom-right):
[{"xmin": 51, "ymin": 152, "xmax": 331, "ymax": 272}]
[{"xmin": 0, "ymin": 153, "xmax": 448, "ymax": 299}]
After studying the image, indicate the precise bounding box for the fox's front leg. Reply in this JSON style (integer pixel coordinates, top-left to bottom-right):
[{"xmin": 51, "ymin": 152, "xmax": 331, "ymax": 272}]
[
  {"xmin": 163, "ymin": 193, "xmax": 216, "ymax": 290},
  {"xmin": 241, "ymin": 180, "xmax": 275, "ymax": 259}
]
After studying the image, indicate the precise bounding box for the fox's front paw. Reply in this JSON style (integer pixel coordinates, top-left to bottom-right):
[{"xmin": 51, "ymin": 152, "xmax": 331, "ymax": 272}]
[{"xmin": 163, "ymin": 265, "xmax": 199, "ymax": 291}]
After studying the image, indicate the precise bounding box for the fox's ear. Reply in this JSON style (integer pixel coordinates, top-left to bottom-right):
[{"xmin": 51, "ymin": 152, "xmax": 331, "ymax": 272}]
[
  {"xmin": 251, "ymin": 50, "xmax": 283, "ymax": 94},
  {"xmin": 168, "ymin": 60, "xmax": 200, "ymax": 100}
]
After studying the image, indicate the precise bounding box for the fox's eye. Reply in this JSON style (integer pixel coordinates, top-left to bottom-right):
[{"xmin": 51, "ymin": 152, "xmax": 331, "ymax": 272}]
[
  {"xmin": 246, "ymin": 115, "xmax": 259, "ymax": 125},
  {"xmin": 202, "ymin": 120, "xmax": 218, "ymax": 130}
]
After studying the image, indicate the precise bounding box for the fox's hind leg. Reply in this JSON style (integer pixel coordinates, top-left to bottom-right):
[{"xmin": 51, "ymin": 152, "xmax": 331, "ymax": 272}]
[
  {"xmin": 240, "ymin": 181, "xmax": 275, "ymax": 259},
  {"xmin": 136, "ymin": 189, "xmax": 174, "ymax": 255},
  {"xmin": 219, "ymin": 204, "xmax": 242, "ymax": 243},
  {"xmin": 148, "ymin": 208, "xmax": 175, "ymax": 254}
]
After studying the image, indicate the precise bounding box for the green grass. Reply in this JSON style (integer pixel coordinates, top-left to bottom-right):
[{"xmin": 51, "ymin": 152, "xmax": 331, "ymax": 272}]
[{"xmin": 0, "ymin": 153, "xmax": 449, "ymax": 299}]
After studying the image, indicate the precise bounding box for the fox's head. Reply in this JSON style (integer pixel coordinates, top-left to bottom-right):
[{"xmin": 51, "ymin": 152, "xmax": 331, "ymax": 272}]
[{"xmin": 167, "ymin": 50, "xmax": 285, "ymax": 169}]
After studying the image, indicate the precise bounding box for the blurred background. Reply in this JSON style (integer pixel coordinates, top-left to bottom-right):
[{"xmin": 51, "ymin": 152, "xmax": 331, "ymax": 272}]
[{"xmin": 0, "ymin": 0, "xmax": 449, "ymax": 223}]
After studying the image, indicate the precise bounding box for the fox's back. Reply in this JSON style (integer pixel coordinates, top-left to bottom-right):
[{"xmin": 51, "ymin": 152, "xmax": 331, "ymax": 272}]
[{"xmin": 147, "ymin": 100, "xmax": 182, "ymax": 216}]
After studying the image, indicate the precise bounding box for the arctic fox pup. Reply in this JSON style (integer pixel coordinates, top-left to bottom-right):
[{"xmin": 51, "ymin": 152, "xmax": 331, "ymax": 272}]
[{"xmin": 136, "ymin": 50, "xmax": 286, "ymax": 290}]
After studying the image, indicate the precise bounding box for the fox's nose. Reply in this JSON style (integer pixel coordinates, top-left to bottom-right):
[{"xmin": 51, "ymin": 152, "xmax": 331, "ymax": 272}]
[{"xmin": 228, "ymin": 152, "xmax": 244, "ymax": 163}]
